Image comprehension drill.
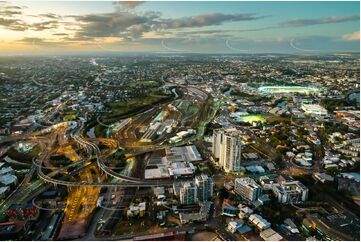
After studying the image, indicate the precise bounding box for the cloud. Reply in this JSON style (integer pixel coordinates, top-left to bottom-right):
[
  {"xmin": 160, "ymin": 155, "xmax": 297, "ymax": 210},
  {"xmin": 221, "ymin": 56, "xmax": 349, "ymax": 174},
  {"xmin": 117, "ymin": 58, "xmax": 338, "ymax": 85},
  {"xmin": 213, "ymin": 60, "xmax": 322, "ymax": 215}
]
[
  {"xmin": 38, "ymin": 13, "xmax": 61, "ymax": 19},
  {"xmin": 169, "ymin": 15, "xmax": 359, "ymax": 36},
  {"xmin": 52, "ymin": 33, "xmax": 69, "ymax": 36},
  {"xmin": 341, "ymin": 31, "xmax": 360, "ymax": 41},
  {"xmin": 72, "ymin": 11, "xmax": 264, "ymax": 40},
  {"xmin": 73, "ymin": 11, "xmax": 158, "ymax": 40},
  {"xmin": 19, "ymin": 37, "xmax": 66, "ymax": 47},
  {"xmin": 30, "ymin": 20, "xmax": 59, "ymax": 31},
  {"xmin": 20, "ymin": 37, "xmax": 47, "ymax": 44},
  {"xmin": 1, "ymin": 0, "xmax": 358, "ymax": 55},
  {"xmin": 0, "ymin": 2, "xmax": 28, "ymax": 31},
  {"xmin": 61, "ymin": 35, "xmax": 96, "ymax": 42},
  {"xmin": 0, "ymin": 2, "xmax": 64, "ymax": 33},
  {"xmin": 113, "ymin": 1, "xmax": 144, "ymax": 10},
  {"xmin": 0, "ymin": 1, "xmax": 24, "ymax": 17},
  {"xmin": 3, "ymin": 5, "xmax": 22, "ymax": 10},
  {"xmin": 0, "ymin": 10, "xmax": 22, "ymax": 16},
  {"xmin": 179, "ymin": 29, "xmax": 227, "ymax": 35},
  {"xmin": 0, "ymin": 17, "xmax": 28, "ymax": 31},
  {"xmin": 160, "ymin": 13, "xmax": 264, "ymax": 29},
  {"xmin": 279, "ymin": 15, "xmax": 359, "ymax": 27}
]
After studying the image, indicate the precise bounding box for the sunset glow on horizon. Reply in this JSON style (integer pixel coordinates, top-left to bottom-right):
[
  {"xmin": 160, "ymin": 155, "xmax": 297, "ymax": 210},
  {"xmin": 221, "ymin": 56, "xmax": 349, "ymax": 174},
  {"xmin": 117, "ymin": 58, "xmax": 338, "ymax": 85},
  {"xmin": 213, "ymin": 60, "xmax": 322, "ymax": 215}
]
[{"xmin": 0, "ymin": 1, "xmax": 359, "ymax": 54}]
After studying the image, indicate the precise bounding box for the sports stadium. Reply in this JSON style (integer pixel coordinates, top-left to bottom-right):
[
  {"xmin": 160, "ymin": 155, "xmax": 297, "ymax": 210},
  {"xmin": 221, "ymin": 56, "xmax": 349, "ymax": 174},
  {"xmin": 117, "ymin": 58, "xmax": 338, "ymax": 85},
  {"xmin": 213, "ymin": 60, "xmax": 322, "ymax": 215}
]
[{"xmin": 258, "ymin": 86, "xmax": 319, "ymax": 94}]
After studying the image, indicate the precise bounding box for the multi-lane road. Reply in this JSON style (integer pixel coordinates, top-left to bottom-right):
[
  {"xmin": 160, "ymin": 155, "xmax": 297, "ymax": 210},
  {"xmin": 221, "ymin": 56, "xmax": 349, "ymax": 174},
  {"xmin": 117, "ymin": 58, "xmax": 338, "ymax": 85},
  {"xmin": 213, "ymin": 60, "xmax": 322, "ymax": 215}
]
[
  {"xmin": 34, "ymin": 85, "xmax": 216, "ymax": 188},
  {"xmin": 0, "ymin": 84, "xmax": 222, "ymax": 241}
]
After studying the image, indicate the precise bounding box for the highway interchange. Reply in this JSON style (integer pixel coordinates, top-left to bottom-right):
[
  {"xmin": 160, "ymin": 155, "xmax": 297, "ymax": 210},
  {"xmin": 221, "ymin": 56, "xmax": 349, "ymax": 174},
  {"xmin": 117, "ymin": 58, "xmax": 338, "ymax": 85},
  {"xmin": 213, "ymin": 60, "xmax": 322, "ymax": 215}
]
[{"xmin": 0, "ymin": 84, "xmax": 218, "ymax": 219}]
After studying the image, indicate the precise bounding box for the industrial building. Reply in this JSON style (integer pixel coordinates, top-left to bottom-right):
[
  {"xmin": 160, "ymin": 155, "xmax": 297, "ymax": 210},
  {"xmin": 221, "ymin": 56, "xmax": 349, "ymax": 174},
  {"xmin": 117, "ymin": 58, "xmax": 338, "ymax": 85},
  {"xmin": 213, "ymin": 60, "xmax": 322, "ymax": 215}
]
[
  {"xmin": 165, "ymin": 145, "xmax": 202, "ymax": 162},
  {"xmin": 144, "ymin": 145, "xmax": 201, "ymax": 180},
  {"xmin": 140, "ymin": 122, "xmax": 162, "ymax": 143}
]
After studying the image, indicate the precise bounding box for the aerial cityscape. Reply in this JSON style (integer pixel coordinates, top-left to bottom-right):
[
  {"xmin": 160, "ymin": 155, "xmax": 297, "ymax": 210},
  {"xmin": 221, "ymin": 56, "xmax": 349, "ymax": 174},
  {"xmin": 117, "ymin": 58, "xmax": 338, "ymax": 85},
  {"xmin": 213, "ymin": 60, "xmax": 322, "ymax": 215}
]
[{"xmin": 0, "ymin": 1, "xmax": 360, "ymax": 241}]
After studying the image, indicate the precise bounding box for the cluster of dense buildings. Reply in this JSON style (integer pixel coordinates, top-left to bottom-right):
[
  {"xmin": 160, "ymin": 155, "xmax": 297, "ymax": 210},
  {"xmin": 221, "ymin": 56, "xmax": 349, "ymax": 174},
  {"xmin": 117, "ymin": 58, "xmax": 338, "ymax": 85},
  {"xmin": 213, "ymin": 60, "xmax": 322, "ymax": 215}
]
[
  {"xmin": 220, "ymin": 174, "xmax": 309, "ymax": 240},
  {"xmin": 174, "ymin": 174, "xmax": 214, "ymax": 205},
  {"xmin": 0, "ymin": 54, "xmax": 359, "ymax": 240}
]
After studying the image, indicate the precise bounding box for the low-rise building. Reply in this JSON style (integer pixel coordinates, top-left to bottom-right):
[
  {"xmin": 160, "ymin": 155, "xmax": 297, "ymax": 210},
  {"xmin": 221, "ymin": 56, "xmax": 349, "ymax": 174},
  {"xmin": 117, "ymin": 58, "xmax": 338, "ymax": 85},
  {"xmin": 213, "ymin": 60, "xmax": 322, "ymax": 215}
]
[
  {"xmin": 227, "ymin": 220, "xmax": 245, "ymax": 233},
  {"xmin": 127, "ymin": 202, "xmax": 146, "ymax": 217},
  {"xmin": 249, "ymin": 214, "xmax": 271, "ymax": 231},
  {"xmin": 259, "ymin": 228, "xmax": 283, "ymax": 241},
  {"xmin": 284, "ymin": 218, "xmax": 300, "ymax": 234},
  {"xmin": 165, "ymin": 145, "xmax": 202, "ymax": 162},
  {"xmin": 313, "ymin": 173, "xmax": 334, "ymax": 183},
  {"xmin": 222, "ymin": 199, "xmax": 239, "ymax": 217},
  {"xmin": 234, "ymin": 177, "xmax": 262, "ymax": 202},
  {"xmin": 0, "ymin": 174, "xmax": 18, "ymax": 186},
  {"xmin": 0, "ymin": 167, "xmax": 15, "ymax": 176},
  {"xmin": 259, "ymin": 175, "xmax": 277, "ymax": 190},
  {"xmin": 179, "ymin": 202, "xmax": 211, "ymax": 224},
  {"xmin": 272, "ymin": 181, "xmax": 308, "ymax": 204},
  {"xmin": 144, "ymin": 167, "xmax": 170, "ymax": 180},
  {"xmin": 301, "ymin": 104, "xmax": 328, "ymax": 116},
  {"xmin": 238, "ymin": 204, "xmax": 253, "ymax": 219}
]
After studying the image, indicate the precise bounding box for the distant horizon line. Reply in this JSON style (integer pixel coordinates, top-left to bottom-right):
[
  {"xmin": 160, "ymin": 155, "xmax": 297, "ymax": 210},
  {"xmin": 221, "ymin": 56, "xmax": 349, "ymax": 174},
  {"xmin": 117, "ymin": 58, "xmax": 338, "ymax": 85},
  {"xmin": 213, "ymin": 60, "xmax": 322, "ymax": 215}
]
[{"xmin": 0, "ymin": 51, "xmax": 359, "ymax": 57}]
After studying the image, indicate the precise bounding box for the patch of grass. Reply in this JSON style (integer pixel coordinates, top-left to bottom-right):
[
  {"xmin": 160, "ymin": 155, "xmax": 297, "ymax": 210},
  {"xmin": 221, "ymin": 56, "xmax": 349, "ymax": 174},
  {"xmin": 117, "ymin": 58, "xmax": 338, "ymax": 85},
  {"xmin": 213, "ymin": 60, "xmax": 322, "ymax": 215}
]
[
  {"xmin": 63, "ymin": 114, "xmax": 77, "ymax": 121},
  {"xmin": 264, "ymin": 114, "xmax": 289, "ymax": 124},
  {"xmin": 106, "ymin": 91, "xmax": 171, "ymax": 118},
  {"xmin": 239, "ymin": 115, "xmax": 266, "ymax": 124},
  {"xmin": 113, "ymin": 216, "xmax": 155, "ymax": 235}
]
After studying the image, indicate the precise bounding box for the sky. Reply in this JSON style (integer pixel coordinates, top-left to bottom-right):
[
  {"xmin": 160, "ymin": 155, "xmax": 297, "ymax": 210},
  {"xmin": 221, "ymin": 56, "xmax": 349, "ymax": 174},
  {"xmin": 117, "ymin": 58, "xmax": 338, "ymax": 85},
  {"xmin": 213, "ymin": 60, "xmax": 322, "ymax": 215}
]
[{"xmin": 0, "ymin": 1, "xmax": 359, "ymax": 54}]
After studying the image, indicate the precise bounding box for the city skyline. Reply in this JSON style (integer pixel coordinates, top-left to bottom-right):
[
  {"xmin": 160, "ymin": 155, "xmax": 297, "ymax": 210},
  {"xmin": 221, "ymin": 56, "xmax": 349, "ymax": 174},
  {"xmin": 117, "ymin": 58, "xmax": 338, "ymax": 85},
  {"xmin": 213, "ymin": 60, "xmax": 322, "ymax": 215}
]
[{"xmin": 0, "ymin": 1, "xmax": 360, "ymax": 54}]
